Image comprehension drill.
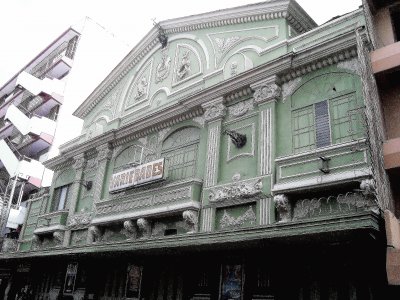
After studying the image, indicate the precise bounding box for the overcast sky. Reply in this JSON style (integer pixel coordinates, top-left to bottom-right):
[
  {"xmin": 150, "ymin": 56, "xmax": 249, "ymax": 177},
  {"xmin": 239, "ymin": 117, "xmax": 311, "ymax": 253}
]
[{"xmin": 0, "ymin": 0, "xmax": 362, "ymax": 87}]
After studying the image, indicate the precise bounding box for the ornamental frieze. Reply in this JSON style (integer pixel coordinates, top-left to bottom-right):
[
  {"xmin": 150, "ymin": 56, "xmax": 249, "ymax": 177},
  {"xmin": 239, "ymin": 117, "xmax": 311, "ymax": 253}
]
[
  {"xmin": 96, "ymin": 186, "xmax": 192, "ymax": 216},
  {"xmin": 219, "ymin": 205, "xmax": 256, "ymax": 229},
  {"xmin": 208, "ymin": 178, "xmax": 263, "ymax": 204}
]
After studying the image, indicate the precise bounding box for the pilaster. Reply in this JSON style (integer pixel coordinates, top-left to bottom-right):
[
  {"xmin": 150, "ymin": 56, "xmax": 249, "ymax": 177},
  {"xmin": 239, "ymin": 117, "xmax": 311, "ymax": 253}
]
[
  {"xmin": 251, "ymin": 75, "xmax": 281, "ymax": 177},
  {"xmin": 63, "ymin": 153, "xmax": 86, "ymax": 247},
  {"xmin": 201, "ymin": 97, "xmax": 226, "ymax": 233},
  {"xmin": 202, "ymin": 97, "xmax": 226, "ymax": 187},
  {"xmin": 93, "ymin": 144, "xmax": 113, "ymax": 203}
]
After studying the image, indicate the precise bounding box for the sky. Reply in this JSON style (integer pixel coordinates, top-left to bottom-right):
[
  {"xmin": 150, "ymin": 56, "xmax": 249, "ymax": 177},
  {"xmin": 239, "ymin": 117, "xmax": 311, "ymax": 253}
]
[{"xmin": 0, "ymin": 0, "xmax": 362, "ymax": 87}]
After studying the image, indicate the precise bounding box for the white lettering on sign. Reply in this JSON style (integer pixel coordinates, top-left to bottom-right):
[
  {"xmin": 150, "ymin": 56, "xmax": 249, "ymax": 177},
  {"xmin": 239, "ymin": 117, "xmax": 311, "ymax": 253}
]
[{"xmin": 109, "ymin": 158, "xmax": 164, "ymax": 193}]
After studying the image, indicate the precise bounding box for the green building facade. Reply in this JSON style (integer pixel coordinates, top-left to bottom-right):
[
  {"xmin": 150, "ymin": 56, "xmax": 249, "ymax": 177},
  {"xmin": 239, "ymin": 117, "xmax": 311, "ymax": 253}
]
[{"xmin": 0, "ymin": 1, "xmax": 391, "ymax": 299}]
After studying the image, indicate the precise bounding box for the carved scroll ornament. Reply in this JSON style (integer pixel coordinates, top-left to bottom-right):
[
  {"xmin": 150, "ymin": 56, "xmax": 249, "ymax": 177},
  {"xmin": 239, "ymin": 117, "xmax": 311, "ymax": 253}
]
[{"xmin": 209, "ymin": 179, "xmax": 262, "ymax": 203}]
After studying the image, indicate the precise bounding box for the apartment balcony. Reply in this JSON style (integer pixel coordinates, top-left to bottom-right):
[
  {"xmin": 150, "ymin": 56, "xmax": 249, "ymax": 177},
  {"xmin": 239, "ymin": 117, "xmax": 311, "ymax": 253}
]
[
  {"xmin": 383, "ymin": 137, "xmax": 400, "ymax": 169},
  {"xmin": 371, "ymin": 41, "xmax": 400, "ymax": 73},
  {"xmin": 15, "ymin": 71, "xmax": 64, "ymax": 105},
  {"xmin": 34, "ymin": 210, "xmax": 69, "ymax": 235},
  {"xmin": 0, "ymin": 72, "xmax": 64, "ymax": 120},
  {"xmin": 45, "ymin": 52, "xmax": 73, "ymax": 79},
  {"xmin": 0, "ymin": 139, "xmax": 45, "ymax": 187},
  {"xmin": 4, "ymin": 104, "xmax": 56, "ymax": 155}
]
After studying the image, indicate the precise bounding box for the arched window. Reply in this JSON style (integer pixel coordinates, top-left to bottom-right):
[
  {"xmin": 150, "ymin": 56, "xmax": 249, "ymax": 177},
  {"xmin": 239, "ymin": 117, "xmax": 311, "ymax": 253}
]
[
  {"xmin": 291, "ymin": 73, "xmax": 363, "ymax": 153},
  {"xmin": 161, "ymin": 127, "xmax": 200, "ymax": 181}
]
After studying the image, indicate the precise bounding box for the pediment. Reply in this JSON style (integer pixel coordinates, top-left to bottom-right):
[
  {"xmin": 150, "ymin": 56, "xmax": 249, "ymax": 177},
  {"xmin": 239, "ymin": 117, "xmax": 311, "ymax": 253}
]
[{"xmin": 75, "ymin": 0, "xmax": 316, "ymax": 133}]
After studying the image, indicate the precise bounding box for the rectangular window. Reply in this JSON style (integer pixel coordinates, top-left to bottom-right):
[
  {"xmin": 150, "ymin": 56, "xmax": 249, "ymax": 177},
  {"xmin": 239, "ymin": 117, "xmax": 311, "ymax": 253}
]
[
  {"xmin": 53, "ymin": 185, "xmax": 69, "ymax": 211},
  {"xmin": 163, "ymin": 144, "xmax": 198, "ymax": 180},
  {"xmin": 330, "ymin": 94, "xmax": 360, "ymax": 143},
  {"xmin": 292, "ymin": 94, "xmax": 362, "ymax": 153},
  {"xmin": 292, "ymin": 105, "xmax": 315, "ymax": 153}
]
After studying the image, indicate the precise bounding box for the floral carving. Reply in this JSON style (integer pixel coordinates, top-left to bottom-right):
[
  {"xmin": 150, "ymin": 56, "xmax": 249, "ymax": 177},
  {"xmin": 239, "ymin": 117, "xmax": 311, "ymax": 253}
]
[
  {"xmin": 215, "ymin": 36, "xmax": 241, "ymax": 53},
  {"xmin": 204, "ymin": 103, "xmax": 226, "ymax": 122},
  {"xmin": 176, "ymin": 50, "xmax": 191, "ymax": 80},
  {"xmin": 253, "ymin": 83, "xmax": 281, "ymax": 104},
  {"xmin": 73, "ymin": 155, "xmax": 85, "ymax": 170},
  {"xmin": 97, "ymin": 145, "xmax": 113, "ymax": 162},
  {"xmin": 155, "ymin": 48, "xmax": 171, "ymax": 83},
  {"xmin": 67, "ymin": 213, "xmax": 92, "ymax": 229},
  {"xmin": 274, "ymin": 194, "xmax": 290, "ymax": 222},
  {"xmin": 228, "ymin": 100, "xmax": 254, "ymax": 117},
  {"xmin": 182, "ymin": 210, "xmax": 199, "ymax": 233},
  {"xmin": 220, "ymin": 206, "xmax": 256, "ymax": 229},
  {"xmin": 209, "ymin": 179, "xmax": 262, "ymax": 203}
]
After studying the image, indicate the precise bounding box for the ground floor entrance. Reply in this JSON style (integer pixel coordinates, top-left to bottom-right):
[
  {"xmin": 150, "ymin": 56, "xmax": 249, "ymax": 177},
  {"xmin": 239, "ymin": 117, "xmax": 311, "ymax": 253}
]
[{"xmin": 1, "ymin": 239, "xmax": 393, "ymax": 300}]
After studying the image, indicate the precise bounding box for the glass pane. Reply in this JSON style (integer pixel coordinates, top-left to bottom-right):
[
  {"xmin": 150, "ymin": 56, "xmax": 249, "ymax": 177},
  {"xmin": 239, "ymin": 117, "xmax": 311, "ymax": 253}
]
[
  {"xmin": 292, "ymin": 105, "xmax": 315, "ymax": 153},
  {"xmin": 57, "ymin": 186, "xmax": 68, "ymax": 211}
]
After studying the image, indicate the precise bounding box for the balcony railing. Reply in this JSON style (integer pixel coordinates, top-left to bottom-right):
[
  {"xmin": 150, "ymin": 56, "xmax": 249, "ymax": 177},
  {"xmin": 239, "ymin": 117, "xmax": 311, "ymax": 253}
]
[{"xmin": 34, "ymin": 210, "xmax": 69, "ymax": 234}]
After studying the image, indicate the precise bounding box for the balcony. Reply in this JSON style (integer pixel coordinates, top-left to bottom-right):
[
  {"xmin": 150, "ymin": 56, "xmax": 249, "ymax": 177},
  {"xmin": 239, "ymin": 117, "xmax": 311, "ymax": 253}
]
[
  {"xmin": 46, "ymin": 54, "xmax": 73, "ymax": 79},
  {"xmin": 0, "ymin": 139, "xmax": 45, "ymax": 187},
  {"xmin": 273, "ymin": 140, "xmax": 369, "ymax": 193},
  {"xmin": 15, "ymin": 71, "xmax": 64, "ymax": 105},
  {"xmin": 383, "ymin": 137, "xmax": 400, "ymax": 169},
  {"xmin": 92, "ymin": 179, "xmax": 202, "ymax": 225},
  {"xmin": 34, "ymin": 210, "xmax": 69, "ymax": 235},
  {"xmin": 371, "ymin": 41, "xmax": 400, "ymax": 73}
]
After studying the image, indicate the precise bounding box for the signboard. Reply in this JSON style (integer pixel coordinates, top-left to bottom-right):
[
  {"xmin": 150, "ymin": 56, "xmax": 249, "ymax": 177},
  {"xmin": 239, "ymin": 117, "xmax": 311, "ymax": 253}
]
[
  {"xmin": 63, "ymin": 263, "xmax": 78, "ymax": 295},
  {"xmin": 109, "ymin": 158, "xmax": 164, "ymax": 192},
  {"xmin": 125, "ymin": 264, "xmax": 143, "ymax": 299}
]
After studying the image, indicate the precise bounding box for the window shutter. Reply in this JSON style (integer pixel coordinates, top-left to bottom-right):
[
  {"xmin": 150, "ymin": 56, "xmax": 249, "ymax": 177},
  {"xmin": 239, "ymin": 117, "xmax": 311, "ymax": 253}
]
[{"xmin": 315, "ymin": 100, "xmax": 331, "ymax": 148}]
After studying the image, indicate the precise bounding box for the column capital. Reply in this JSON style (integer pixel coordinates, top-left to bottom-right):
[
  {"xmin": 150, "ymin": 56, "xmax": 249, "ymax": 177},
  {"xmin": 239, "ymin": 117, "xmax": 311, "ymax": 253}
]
[
  {"xmin": 251, "ymin": 75, "xmax": 281, "ymax": 105},
  {"xmin": 73, "ymin": 153, "xmax": 86, "ymax": 170},
  {"xmin": 202, "ymin": 97, "xmax": 226, "ymax": 123},
  {"xmin": 96, "ymin": 144, "xmax": 113, "ymax": 162}
]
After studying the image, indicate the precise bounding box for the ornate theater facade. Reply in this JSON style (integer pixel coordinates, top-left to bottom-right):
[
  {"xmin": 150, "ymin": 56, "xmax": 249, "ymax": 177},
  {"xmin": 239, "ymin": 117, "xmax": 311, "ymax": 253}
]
[{"xmin": 0, "ymin": 1, "xmax": 391, "ymax": 299}]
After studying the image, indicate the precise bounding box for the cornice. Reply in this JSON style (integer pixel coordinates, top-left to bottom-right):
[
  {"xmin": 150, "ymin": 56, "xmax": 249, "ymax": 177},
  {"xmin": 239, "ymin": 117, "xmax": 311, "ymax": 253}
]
[
  {"xmin": 113, "ymin": 106, "xmax": 203, "ymax": 147},
  {"xmin": 3, "ymin": 211, "xmax": 380, "ymax": 259}
]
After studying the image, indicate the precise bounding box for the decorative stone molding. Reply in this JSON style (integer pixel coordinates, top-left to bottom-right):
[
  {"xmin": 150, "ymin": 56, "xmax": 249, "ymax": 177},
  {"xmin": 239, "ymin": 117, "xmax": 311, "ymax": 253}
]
[
  {"xmin": 137, "ymin": 218, "xmax": 151, "ymax": 238},
  {"xmin": 360, "ymin": 179, "xmax": 375, "ymax": 196},
  {"xmin": 31, "ymin": 234, "xmax": 41, "ymax": 250},
  {"xmin": 203, "ymin": 103, "xmax": 226, "ymax": 123},
  {"xmin": 274, "ymin": 194, "xmax": 290, "ymax": 222},
  {"xmin": 96, "ymin": 144, "xmax": 113, "ymax": 162},
  {"xmin": 219, "ymin": 205, "xmax": 256, "ymax": 229},
  {"xmin": 228, "ymin": 99, "xmax": 254, "ymax": 117},
  {"xmin": 123, "ymin": 220, "xmax": 137, "ymax": 239},
  {"xmin": 67, "ymin": 213, "xmax": 92, "ymax": 229},
  {"xmin": 53, "ymin": 231, "xmax": 64, "ymax": 245},
  {"xmin": 182, "ymin": 210, "xmax": 199, "ymax": 233},
  {"xmin": 155, "ymin": 48, "xmax": 171, "ymax": 83},
  {"xmin": 251, "ymin": 76, "xmax": 281, "ymax": 104},
  {"xmin": 209, "ymin": 178, "xmax": 263, "ymax": 204},
  {"xmin": 73, "ymin": 154, "xmax": 85, "ymax": 170},
  {"xmin": 1, "ymin": 238, "xmax": 18, "ymax": 252},
  {"xmin": 87, "ymin": 225, "xmax": 102, "ymax": 243}
]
